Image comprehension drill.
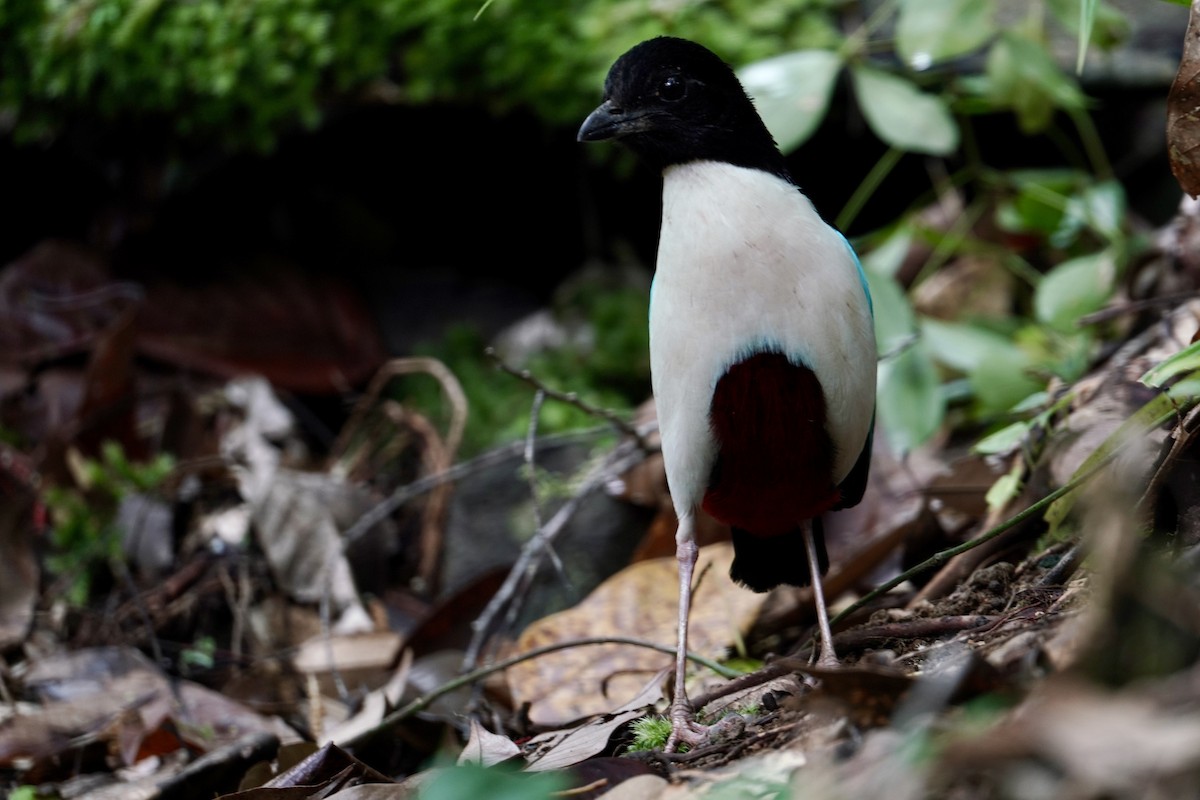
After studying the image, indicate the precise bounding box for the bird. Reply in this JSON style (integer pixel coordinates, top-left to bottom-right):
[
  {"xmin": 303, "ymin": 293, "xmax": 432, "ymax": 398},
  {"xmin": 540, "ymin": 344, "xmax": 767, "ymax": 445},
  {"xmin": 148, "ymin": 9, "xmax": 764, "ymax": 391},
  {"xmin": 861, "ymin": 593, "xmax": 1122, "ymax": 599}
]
[{"xmin": 578, "ymin": 36, "xmax": 876, "ymax": 751}]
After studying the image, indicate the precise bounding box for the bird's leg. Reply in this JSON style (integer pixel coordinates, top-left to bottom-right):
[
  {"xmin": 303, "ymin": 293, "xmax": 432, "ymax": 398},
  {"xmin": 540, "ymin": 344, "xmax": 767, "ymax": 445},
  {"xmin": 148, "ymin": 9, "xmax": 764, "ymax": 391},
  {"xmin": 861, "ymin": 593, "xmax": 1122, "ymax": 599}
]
[
  {"xmin": 802, "ymin": 519, "xmax": 839, "ymax": 669},
  {"xmin": 665, "ymin": 515, "xmax": 710, "ymax": 752}
]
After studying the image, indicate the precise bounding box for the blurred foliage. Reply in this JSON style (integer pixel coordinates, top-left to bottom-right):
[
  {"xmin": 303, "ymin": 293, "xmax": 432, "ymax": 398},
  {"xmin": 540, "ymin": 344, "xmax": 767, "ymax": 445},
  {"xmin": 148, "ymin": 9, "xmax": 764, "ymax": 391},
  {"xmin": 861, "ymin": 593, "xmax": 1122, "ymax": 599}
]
[
  {"xmin": 0, "ymin": 0, "xmax": 843, "ymax": 150},
  {"xmin": 0, "ymin": 0, "xmax": 1172, "ymax": 495},
  {"xmin": 405, "ymin": 282, "xmax": 651, "ymax": 455},
  {"xmin": 415, "ymin": 762, "xmax": 564, "ymax": 800},
  {"xmin": 740, "ymin": 0, "xmax": 1141, "ymax": 460},
  {"xmin": 43, "ymin": 441, "xmax": 175, "ymax": 606}
]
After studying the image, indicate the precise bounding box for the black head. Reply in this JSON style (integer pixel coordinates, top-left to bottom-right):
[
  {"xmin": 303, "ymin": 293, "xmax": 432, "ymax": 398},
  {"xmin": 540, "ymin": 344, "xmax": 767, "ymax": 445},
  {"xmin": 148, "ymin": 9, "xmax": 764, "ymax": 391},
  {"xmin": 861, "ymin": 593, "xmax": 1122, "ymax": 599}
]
[{"xmin": 578, "ymin": 37, "xmax": 789, "ymax": 181}]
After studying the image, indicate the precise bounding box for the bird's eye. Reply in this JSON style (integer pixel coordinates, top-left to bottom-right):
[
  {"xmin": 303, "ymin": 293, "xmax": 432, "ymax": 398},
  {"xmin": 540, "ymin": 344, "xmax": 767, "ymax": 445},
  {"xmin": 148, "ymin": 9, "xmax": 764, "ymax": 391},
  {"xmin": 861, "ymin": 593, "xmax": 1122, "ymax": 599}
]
[{"xmin": 659, "ymin": 75, "xmax": 686, "ymax": 102}]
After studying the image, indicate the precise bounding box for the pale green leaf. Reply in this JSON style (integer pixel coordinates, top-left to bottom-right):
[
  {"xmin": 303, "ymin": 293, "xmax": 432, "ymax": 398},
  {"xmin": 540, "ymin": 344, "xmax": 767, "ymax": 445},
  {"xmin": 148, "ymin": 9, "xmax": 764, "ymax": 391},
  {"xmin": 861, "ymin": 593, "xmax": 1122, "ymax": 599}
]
[
  {"xmin": 739, "ymin": 50, "xmax": 842, "ymax": 153},
  {"xmin": 896, "ymin": 0, "xmax": 996, "ymax": 68},
  {"xmin": 1141, "ymin": 340, "xmax": 1200, "ymax": 388},
  {"xmin": 921, "ymin": 319, "xmax": 1042, "ymax": 412},
  {"xmin": 877, "ymin": 340, "xmax": 945, "ymax": 455},
  {"xmin": 860, "ymin": 226, "xmax": 913, "ymax": 279},
  {"xmin": 1077, "ymin": 0, "xmax": 1097, "ymax": 72},
  {"xmin": 921, "ymin": 318, "xmax": 1023, "ymax": 373},
  {"xmin": 985, "ymin": 32, "xmax": 1088, "ymax": 133},
  {"xmin": 1045, "ymin": 381, "xmax": 1199, "ymax": 532},
  {"xmin": 986, "ymin": 471, "xmax": 1023, "ymax": 513},
  {"xmin": 974, "ymin": 420, "xmax": 1032, "ymax": 455},
  {"xmin": 1063, "ymin": 179, "xmax": 1126, "ymax": 242},
  {"xmin": 863, "ymin": 267, "xmax": 915, "ymax": 355},
  {"xmin": 1033, "ymin": 250, "xmax": 1117, "ymax": 332},
  {"xmin": 849, "ymin": 65, "xmax": 959, "ymax": 156}
]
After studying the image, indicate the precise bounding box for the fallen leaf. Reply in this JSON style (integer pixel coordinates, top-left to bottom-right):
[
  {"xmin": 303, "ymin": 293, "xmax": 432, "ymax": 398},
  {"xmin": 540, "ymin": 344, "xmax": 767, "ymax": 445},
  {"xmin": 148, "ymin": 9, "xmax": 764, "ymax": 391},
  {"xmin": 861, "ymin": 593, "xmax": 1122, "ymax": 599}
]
[
  {"xmin": 507, "ymin": 542, "xmax": 763, "ymax": 726},
  {"xmin": 522, "ymin": 674, "xmax": 663, "ymax": 772},
  {"xmin": 292, "ymin": 630, "xmax": 403, "ymax": 699},
  {"xmin": 1169, "ymin": 1, "xmax": 1200, "ymax": 198},
  {"xmin": 458, "ymin": 719, "xmax": 520, "ymax": 767}
]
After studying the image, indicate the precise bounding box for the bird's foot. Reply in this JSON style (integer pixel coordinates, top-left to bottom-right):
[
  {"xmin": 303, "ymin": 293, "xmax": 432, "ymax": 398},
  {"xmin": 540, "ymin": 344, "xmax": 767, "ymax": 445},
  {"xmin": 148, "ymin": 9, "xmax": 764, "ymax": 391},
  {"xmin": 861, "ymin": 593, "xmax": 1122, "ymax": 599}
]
[
  {"xmin": 664, "ymin": 707, "xmax": 708, "ymax": 753},
  {"xmin": 664, "ymin": 702, "xmax": 746, "ymax": 753}
]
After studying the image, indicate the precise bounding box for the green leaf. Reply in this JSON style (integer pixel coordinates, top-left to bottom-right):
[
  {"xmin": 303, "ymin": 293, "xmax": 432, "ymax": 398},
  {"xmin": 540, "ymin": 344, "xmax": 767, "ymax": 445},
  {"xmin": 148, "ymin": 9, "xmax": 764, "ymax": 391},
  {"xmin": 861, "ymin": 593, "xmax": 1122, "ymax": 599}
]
[
  {"xmin": 864, "ymin": 267, "xmax": 942, "ymax": 453},
  {"xmin": 864, "ymin": 267, "xmax": 916, "ymax": 355},
  {"xmin": 1077, "ymin": 0, "xmax": 1097, "ymax": 72},
  {"xmin": 984, "ymin": 32, "xmax": 1088, "ymax": 133},
  {"xmin": 877, "ymin": 339, "xmax": 945, "ymax": 455},
  {"xmin": 1047, "ymin": 0, "xmax": 1131, "ymax": 51},
  {"xmin": 1141, "ymin": 340, "xmax": 1200, "ymax": 388},
  {"xmin": 994, "ymin": 168, "xmax": 1080, "ymax": 237},
  {"xmin": 1062, "ymin": 179, "xmax": 1126, "ymax": 243},
  {"xmin": 970, "ymin": 347, "xmax": 1045, "ymax": 414},
  {"xmin": 921, "ymin": 319, "xmax": 1042, "ymax": 412},
  {"xmin": 896, "ymin": 0, "xmax": 996, "ymax": 68},
  {"xmin": 1033, "ymin": 250, "xmax": 1117, "ymax": 332},
  {"xmin": 739, "ymin": 50, "xmax": 842, "ymax": 153},
  {"xmin": 418, "ymin": 764, "xmax": 565, "ymax": 800},
  {"xmin": 849, "ymin": 65, "xmax": 959, "ymax": 156},
  {"xmin": 975, "ymin": 420, "xmax": 1032, "ymax": 455},
  {"xmin": 860, "ymin": 226, "xmax": 914, "ymax": 279},
  {"xmin": 986, "ymin": 471, "xmax": 1023, "ymax": 513},
  {"xmin": 920, "ymin": 318, "xmax": 1022, "ymax": 373},
  {"xmin": 1044, "ymin": 380, "xmax": 1200, "ymax": 532}
]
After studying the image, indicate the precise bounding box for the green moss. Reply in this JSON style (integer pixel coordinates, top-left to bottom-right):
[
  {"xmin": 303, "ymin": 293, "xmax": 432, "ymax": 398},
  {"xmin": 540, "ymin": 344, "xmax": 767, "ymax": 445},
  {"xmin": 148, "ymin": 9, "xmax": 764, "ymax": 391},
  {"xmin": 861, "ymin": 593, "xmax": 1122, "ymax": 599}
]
[{"xmin": 0, "ymin": 0, "xmax": 840, "ymax": 150}]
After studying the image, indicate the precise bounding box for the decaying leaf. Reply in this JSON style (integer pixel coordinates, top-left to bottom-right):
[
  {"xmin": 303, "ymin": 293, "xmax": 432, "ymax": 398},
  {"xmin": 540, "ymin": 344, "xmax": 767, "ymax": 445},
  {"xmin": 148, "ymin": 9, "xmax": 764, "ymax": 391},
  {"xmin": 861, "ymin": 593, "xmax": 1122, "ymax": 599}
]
[
  {"xmin": 506, "ymin": 542, "xmax": 764, "ymax": 726},
  {"xmin": 1169, "ymin": 1, "xmax": 1200, "ymax": 198},
  {"xmin": 522, "ymin": 674, "xmax": 664, "ymax": 772},
  {"xmin": 458, "ymin": 719, "xmax": 520, "ymax": 768}
]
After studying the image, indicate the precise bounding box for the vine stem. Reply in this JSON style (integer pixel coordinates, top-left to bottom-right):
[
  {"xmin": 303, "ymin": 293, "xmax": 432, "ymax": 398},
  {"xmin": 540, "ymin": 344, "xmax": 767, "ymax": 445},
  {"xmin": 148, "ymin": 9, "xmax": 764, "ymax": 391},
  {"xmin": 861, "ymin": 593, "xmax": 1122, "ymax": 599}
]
[
  {"xmin": 832, "ymin": 402, "xmax": 1184, "ymax": 628},
  {"xmin": 341, "ymin": 635, "xmax": 740, "ymax": 750}
]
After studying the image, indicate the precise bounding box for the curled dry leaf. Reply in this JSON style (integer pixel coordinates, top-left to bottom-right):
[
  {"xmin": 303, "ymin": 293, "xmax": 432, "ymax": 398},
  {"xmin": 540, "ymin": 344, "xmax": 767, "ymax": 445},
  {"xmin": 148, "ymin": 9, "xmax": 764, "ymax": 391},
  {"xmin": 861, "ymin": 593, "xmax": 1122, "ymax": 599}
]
[{"xmin": 1169, "ymin": 1, "xmax": 1200, "ymax": 198}]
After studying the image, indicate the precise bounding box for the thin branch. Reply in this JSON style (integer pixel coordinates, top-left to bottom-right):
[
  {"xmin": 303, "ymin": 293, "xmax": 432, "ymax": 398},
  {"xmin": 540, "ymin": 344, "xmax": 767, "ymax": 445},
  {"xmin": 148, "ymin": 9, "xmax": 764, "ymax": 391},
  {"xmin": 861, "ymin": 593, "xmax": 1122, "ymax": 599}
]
[
  {"xmin": 485, "ymin": 347, "xmax": 655, "ymax": 452},
  {"xmin": 341, "ymin": 635, "xmax": 739, "ymax": 751},
  {"xmin": 832, "ymin": 401, "xmax": 1184, "ymax": 628},
  {"xmin": 461, "ymin": 439, "xmax": 649, "ymax": 672},
  {"xmin": 341, "ymin": 428, "xmax": 609, "ymax": 546},
  {"xmin": 526, "ymin": 390, "xmax": 548, "ymax": 532}
]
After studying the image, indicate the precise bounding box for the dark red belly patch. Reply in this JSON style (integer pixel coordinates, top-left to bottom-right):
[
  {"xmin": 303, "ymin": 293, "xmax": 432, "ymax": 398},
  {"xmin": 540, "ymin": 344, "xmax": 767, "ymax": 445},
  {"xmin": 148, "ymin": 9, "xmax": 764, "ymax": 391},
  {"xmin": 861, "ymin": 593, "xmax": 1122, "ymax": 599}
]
[{"xmin": 701, "ymin": 352, "xmax": 839, "ymax": 536}]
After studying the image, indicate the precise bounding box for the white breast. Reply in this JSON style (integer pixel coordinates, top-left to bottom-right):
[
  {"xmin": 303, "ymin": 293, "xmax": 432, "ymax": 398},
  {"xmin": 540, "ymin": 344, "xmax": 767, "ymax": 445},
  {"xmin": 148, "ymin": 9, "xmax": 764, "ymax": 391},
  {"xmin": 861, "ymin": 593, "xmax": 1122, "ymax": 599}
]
[{"xmin": 649, "ymin": 160, "xmax": 877, "ymax": 515}]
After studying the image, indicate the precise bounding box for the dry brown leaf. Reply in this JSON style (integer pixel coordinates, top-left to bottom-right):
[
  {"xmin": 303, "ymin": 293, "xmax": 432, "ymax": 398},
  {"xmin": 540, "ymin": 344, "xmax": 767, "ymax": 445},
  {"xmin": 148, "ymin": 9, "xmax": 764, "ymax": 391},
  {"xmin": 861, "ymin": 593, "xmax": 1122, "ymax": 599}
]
[
  {"xmin": 291, "ymin": 630, "xmax": 403, "ymax": 699},
  {"xmin": 940, "ymin": 675, "xmax": 1200, "ymax": 795},
  {"xmin": 457, "ymin": 719, "xmax": 520, "ymax": 767},
  {"xmin": 507, "ymin": 542, "xmax": 765, "ymax": 726},
  {"xmin": 1170, "ymin": 1, "xmax": 1200, "ymax": 198},
  {"xmin": 522, "ymin": 674, "xmax": 663, "ymax": 772}
]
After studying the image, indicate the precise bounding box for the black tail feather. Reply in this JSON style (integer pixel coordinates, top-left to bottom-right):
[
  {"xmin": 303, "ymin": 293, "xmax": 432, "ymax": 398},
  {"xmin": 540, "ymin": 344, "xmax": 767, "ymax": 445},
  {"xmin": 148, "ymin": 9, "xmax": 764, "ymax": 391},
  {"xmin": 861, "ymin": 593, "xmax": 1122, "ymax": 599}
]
[{"xmin": 729, "ymin": 519, "xmax": 828, "ymax": 593}]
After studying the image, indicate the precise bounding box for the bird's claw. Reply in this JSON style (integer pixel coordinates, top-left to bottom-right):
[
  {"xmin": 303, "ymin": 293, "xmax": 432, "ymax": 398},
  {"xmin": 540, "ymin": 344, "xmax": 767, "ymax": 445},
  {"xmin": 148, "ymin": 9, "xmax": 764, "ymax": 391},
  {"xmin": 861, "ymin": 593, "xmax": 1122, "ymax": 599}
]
[{"xmin": 665, "ymin": 710, "xmax": 710, "ymax": 753}]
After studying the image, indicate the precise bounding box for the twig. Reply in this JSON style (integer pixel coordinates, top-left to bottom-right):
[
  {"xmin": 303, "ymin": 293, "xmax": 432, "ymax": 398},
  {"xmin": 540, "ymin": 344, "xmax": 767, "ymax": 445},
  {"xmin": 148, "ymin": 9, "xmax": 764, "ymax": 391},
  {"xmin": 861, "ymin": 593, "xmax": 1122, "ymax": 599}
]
[
  {"xmin": 525, "ymin": 390, "xmax": 549, "ymax": 534},
  {"xmin": 495, "ymin": 391, "xmax": 571, "ymax": 609},
  {"xmin": 330, "ymin": 356, "xmax": 467, "ymax": 469},
  {"xmin": 340, "ymin": 635, "xmax": 739, "ymax": 751},
  {"xmin": 831, "ymin": 439, "xmax": 1128, "ymax": 629},
  {"xmin": 466, "ymin": 390, "xmax": 569, "ymax": 699},
  {"xmin": 461, "ymin": 439, "xmax": 649, "ymax": 673},
  {"xmin": 832, "ymin": 394, "xmax": 1192, "ymax": 630},
  {"xmin": 341, "ymin": 427, "xmax": 609, "ymax": 545},
  {"xmin": 319, "ymin": 566, "xmax": 350, "ymax": 705},
  {"xmin": 485, "ymin": 347, "xmax": 655, "ymax": 452},
  {"xmin": 1077, "ymin": 291, "xmax": 1200, "ymax": 326},
  {"xmin": 556, "ymin": 779, "xmax": 609, "ymax": 796}
]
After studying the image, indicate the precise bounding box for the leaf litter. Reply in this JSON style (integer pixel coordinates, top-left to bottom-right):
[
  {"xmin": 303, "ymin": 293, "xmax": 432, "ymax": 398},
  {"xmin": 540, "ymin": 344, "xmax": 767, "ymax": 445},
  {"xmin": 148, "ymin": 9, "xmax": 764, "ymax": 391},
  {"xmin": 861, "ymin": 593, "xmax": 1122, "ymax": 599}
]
[{"xmin": 9, "ymin": 48, "xmax": 1200, "ymax": 797}]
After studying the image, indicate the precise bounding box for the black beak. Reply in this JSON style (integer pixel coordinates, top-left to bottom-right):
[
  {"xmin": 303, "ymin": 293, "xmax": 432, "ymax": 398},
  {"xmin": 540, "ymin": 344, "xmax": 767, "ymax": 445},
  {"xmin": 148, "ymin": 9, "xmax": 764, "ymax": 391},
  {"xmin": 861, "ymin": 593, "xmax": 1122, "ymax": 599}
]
[{"xmin": 578, "ymin": 100, "xmax": 631, "ymax": 142}]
